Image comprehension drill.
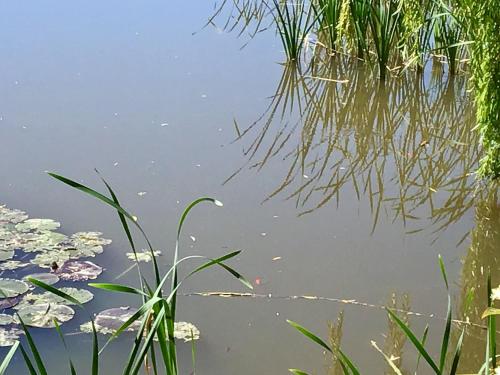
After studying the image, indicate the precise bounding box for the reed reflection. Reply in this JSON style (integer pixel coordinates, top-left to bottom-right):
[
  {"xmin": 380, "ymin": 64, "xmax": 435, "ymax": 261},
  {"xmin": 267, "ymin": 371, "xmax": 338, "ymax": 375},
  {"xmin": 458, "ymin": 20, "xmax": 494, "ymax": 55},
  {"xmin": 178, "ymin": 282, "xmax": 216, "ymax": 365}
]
[{"xmin": 228, "ymin": 58, "xmax": 482, "ymax": 238}]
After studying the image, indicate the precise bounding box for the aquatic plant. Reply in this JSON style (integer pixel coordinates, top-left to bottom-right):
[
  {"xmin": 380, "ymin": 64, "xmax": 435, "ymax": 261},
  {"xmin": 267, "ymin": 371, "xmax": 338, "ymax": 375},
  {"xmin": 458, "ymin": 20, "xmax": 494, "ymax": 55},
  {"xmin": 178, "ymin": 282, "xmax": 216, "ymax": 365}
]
[
  {"xmin": 456, "ymin": 0, "xmax": 500, "ymax": 179},
  {"xmin": 271, "ymin": 0, "xmax": 319, "ymax": 61},
  {"xmin": 369, "ymin": 0, "xmax": 403, "ymax": 79},
  {"xmin": 6, "ymin": 172, "xmax": 252, "ymax": 374},
  {"xmin": 288, "ymin": 256, "xmax": 498, "ymax": 374}
]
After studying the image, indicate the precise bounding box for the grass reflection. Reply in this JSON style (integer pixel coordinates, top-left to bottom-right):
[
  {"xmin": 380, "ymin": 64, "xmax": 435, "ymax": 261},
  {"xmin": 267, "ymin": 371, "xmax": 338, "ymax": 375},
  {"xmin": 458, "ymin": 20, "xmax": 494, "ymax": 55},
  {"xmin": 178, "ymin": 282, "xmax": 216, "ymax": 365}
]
[{"xmin": 228, "ymin": 58, "xmax": 483, "ymax": 238}]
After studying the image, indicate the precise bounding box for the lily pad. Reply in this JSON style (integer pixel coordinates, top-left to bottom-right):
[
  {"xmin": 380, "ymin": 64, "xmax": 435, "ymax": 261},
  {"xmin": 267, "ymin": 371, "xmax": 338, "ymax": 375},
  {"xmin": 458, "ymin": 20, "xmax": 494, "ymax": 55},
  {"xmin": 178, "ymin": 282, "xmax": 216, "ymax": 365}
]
[
  {"xmin": 81, "ymin": 307, "xmax": 141, "ymax": 335},
  {"xmin": 23, "ymin": 273, "xmax": 59, "ymax": 286},
  {"xmin": 0, "ymin": 206, "xmax": 28, "ymax": 224},
  {"xmin": 57, "ymin": 260, "xmax": 103, "ymax": 281},
  {"xmin": 126, "ymin": 250, "xmax": 161, "ymax": 263},
  {"xmin": 0, "ymin": 296, "xmax": 22, "ymax": 309},
  {"xmin": 0, "ymin": 251, "xmax": 15, "ymax": 261},
  {"xmin": 16, "ymin": 303, "xmax": 75, "ymax": 328},
  {"xmin": 0, "ymin": 261, "xmax": 29, "ymax": 271},
  {"xmin": 0, "ymin": 279, "xmax": 29, "ymax": 298},
  {"xmin": 30, "ymin": 250, "xmax": 70, "ymax": 268},
  {"xmin": 15, "ymin": 288, "xmax": 93, "ymax": 309},
  {"xmin": 80, "ymin": 307, "xmax": 200, "ymax": 341},
  {"xmin": 15, "ymin": 219, "xmax": 60, "ymax": 233},
  {"xmin": 0, "ymin": 327, "xmax": 22, "ymax": 347},
  {"xmin": 0, "ymin": 314, "xmax": 14, "ymax": 325}
]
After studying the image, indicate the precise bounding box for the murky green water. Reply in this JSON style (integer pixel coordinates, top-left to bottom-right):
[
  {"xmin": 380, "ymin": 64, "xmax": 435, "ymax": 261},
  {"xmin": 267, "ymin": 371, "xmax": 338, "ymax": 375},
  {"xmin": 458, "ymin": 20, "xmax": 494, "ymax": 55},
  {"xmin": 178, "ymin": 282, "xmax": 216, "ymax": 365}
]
[{"xmin": 0, "ymin": 1, "xmax": 498, "ymax": 374}]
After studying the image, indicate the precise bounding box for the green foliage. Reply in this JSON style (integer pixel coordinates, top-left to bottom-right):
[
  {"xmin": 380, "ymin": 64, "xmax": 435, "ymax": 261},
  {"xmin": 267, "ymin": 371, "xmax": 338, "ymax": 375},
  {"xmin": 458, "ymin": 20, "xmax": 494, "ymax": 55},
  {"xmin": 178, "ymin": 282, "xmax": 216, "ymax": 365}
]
[
  {"xmin": 457, "ymin": 0, "xmax": 500, "ymax": 179},
  {"xmin": 4, "ymin": 172, "xmax": 252, "ymax": 375}
]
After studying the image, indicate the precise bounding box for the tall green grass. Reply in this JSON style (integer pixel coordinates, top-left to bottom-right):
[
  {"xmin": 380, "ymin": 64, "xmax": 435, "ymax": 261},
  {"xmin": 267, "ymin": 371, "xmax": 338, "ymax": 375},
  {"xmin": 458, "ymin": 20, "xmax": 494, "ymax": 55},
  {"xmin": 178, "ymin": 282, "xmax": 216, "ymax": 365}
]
[
  {"xmin": 271, "ymin": 0, "xmax": 319, "ymax": 61},
  {"xmin": 10, "ymin": 171, "xmax": 252, "ymax": 375},
  {"xmin": 288, "ymin": 256, "xmax": 498, "ymax": 374}
]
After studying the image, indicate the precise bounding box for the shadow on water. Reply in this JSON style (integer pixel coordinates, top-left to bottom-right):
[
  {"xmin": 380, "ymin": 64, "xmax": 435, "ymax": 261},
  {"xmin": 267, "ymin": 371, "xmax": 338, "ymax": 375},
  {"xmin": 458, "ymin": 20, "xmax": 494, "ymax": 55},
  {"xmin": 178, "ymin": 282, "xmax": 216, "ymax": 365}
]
[{"xmin": 226, "ymin": 57, "xmax": 485, "ymax": 241}]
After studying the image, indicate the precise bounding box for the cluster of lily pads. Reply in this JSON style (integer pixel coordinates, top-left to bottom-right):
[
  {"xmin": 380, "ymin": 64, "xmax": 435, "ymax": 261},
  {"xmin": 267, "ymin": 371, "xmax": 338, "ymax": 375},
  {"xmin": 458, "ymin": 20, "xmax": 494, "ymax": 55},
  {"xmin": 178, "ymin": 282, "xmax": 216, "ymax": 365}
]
[
  {"xmin": 0, "ymin": 204, "xmax": 200, "ymax": 348},
  {"xmin": 0, "ymin": 204, "xmax": 108, "ymax": 346}
]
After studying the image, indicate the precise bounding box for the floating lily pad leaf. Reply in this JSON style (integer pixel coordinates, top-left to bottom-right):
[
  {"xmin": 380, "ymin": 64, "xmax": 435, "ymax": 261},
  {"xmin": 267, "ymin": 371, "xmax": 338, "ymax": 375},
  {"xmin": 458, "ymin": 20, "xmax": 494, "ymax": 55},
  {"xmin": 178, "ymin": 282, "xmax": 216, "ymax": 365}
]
[
  {"xmin": 0, "ymin": 279, "xmax": 29, "ymax": 298},
  {"xmin": 173, "ymin": 322, "xmax": 200, "ymax": 342},
  {"xmin": 23, "ymin": 273, "xmax": 59, "ymax": 286},
  {"xmin": 21, "ymin": 231, "xmax": 68, "ymax": 252},
  {"xmin": 0, "ymin": 296, "xmax": 22, "ymax": 309},
  {"xmin": 31, "ymin": 250, "xmax": 70, "ymax": 269},
  {"xmin": 0, "ymin": 251, "xmax": 14, "ymax": 261},
  {"xmin": 0, "ymin": 314, "xmax": 14, "ymax": 325},
  {"xmin": 0, "ymin": 327, "xmax": 22, "ymax": 346},
  {"xmin": 126, "ymin": 250, "xmax": 161, "ymax": 263},
  {"xmin": 15, "ymin": 219, "xmax": 60, "ymax": 233},
  {"xmin": 16, "ymin": 303, "xmax": 75, "ymax": 328},
  {"xmin": 80, "ymin": 307, "xmax": 199, "ymax": 341},
  {"xmin": 15, "ymin": 288, "xmax": 93, "ymax": 309},
  {"xmin": 83, "ymin": 307, "xmax": 141, "ymax": 335},
  {"xmin": 0, "ymin": 261, "xmax": 29, "ymax": 271},
  {"xmin": 71, "ymin": 232, "xmax": 112, "ymax": 247},
  {"xmin": 0, "ymin": 205, "xmax": 28, "ymax": 224},
  {"xmin": 57, "ymin": 260, "xmax": 103, "ymax": 281},
  {"xmin": 64, "ymin": 244, "xmax": 104, "ymax": 259}
]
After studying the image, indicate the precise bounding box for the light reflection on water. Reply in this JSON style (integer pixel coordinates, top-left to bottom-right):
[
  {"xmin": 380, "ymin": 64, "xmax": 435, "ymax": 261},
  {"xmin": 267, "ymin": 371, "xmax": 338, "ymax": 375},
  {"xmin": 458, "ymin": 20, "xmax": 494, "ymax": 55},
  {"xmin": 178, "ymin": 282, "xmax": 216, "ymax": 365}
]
[{"xmin": 0, "ymin": 1, "xmax": 498, "ymax": 374}]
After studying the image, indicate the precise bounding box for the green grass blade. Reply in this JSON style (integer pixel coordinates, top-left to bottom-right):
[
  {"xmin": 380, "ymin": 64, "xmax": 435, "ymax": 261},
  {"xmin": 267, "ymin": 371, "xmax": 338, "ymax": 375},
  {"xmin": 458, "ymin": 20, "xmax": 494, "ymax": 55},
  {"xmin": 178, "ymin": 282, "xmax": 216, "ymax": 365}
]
[
  {"xmin": 90, "ymin": 320, "xmax": 99, "ymax": 375},
  {"xmin": 387, "ymin": 309, "xmax": 439, "ymax": 373},
  {"xmin": 438, "ymin": 255, "xmax": 449, "ymax": 290},
  {"xmin": 289, "ymin": 370, "xmax": 310, "ymax": 375},
  {"xmin": 28, "ymin": 278, "xmax": 83, "ymax": 306},
  {"xmin": 287, "ymin": 320, "xmax": 332, "ymax": 353},
  {"xmin": 17, "ymin": 316, "xmax": 48, "ymax": 375},
  {"xmin": 88, "ymin": 283, "xmax": 147, "ymax": 297},
  {"xmin": 54, "ymin": 320, "xmax": 77, "ymax": 375},
  {"xmin": 439, "ymin": 294, "xmax": 452, "ymax": 372},
  {"xmin": 0, "ymin": 341, "xmax": 19, "ymax": 375},
  {"xmin": 449, "ymin": 329, "xmax": 464, "ymax": 375},
  {"xmin": 337, "ymin": 348, "xmax": 360, "ymax": 375},
  {"xmin": 19, "ymin": 344, "xmax": 38, "ymax": 375},
  {"xmin": 187, "ymin": 250, "xmax": 253, "ymax": 290},
  {"xmin": 130, "ymin": 308, "xmax": 167, "ymax": 375}
]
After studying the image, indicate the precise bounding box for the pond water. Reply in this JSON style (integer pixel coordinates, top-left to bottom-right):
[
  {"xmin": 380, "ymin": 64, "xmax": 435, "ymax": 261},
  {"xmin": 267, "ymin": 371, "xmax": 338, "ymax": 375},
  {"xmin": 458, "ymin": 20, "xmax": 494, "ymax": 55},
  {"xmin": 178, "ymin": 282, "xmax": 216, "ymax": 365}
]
[{"xmin": 0, "ymin": 1, "xmax": 499, "ymax": 374}]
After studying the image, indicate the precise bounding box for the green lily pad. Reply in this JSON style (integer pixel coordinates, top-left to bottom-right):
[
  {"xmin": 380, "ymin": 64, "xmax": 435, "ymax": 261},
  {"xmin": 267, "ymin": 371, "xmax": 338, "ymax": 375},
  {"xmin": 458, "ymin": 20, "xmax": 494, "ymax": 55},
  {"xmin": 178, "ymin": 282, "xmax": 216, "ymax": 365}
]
[
  {"xmin": 23, "ymin": 273, "xmax": 59, "ymax": 286},
  {"xmin": 80, "ymin": 307, "xmax": 199, "ymax": 341},
  {"xmin": 0, "ymin": 327, "xmax": 22, "ymax": 347},
  {"xmin": 15, "ymin": 288, "xmax": 93, "ymax": 309},
  {"xmin": 15, "ymin": 219, "xmax": 60, "ymax": 233},
  {"xmin": 0, "ymin": 314, "xmax": 14, "ymax": 325},
  {"xmin": 0, "ymin": 261, "xmax": 29, "ymax": 271},
  {"xmin": 0, "ymin": 279, "xmax": 29, "ymax": 298},
  {"xmin": 30, "ymin": 250, "xmax": 70, "ymax": 268},
  {"xmin": 0, "ymin": 250, "xmax": 15, "ymax": 261},
  {"xmin": 21, "ymin": 231, "xmax": 68, "ymax": 252},
  {"xmin": 57, "ymin": 260, "xmax": 103, "ymax": 281},
  {"xmin": 126, "ymin": 250, "xmax": 161, "ymax": 263},
  {"xmin": 16, "ymin": 303, "xmax": 75, "ymax": 328},
  {"xmin": 0, "ymin": 205, "xmax": 28, "ymax": 224}
]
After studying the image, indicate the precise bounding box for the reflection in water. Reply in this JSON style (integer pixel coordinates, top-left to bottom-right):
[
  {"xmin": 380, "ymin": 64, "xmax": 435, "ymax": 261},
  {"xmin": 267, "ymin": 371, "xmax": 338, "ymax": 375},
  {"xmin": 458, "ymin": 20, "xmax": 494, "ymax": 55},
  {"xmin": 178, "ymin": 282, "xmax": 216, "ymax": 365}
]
[
  {"xmin": 203, "ymin": 0, "xmax": 270, "ymax": 44},
  {"xmin": 228, "ymin": 58, "xmax": 482, "ymax": 238},
  {"xmin": 457, "ymin": 188, "xmax": 500, "ymax": 372},
  {"xmin": 326, "ymin": 294, "xmax": 411, "ymax": 375}
]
